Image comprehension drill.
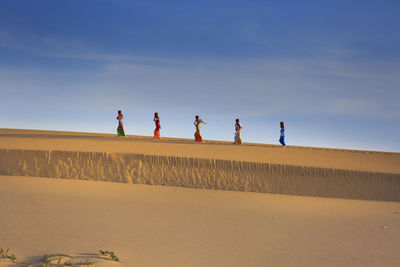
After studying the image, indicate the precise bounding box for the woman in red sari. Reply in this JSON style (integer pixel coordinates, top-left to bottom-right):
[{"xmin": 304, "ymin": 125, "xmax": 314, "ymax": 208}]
[
  {"xmin": 194, "ymin": 115, "xmax": 206, "ymax": 142},
  {"xmin": 153, "ymin": 112, "xmax": 161, "ymax": 139}
]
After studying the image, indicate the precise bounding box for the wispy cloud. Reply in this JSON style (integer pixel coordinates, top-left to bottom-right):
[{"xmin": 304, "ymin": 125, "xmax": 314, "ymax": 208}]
[
  {"xmin": 1, "ymin": 27, "xmax": 399, "ymax": 122},
  {"xmin": 1, "ymin": 1, "xmax": 400, "ymax": 151}
]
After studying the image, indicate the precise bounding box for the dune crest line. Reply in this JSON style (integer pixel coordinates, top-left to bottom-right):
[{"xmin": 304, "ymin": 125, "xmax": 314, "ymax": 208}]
[{"xmin": 1, "ymin": 149, "xmax": 399, "ymax": 201}]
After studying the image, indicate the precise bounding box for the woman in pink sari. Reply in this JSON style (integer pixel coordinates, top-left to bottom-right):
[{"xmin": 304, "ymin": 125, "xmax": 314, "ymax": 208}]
[{"xmin": 153, "ymin": 112, "xmax": 161, "ymax": 139}]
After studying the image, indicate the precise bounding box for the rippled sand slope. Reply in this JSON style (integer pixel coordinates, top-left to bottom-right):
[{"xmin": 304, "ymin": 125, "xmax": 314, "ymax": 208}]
[{"xmin": 0, "ymin": 128, "xmax": 399, "ymax": 201}]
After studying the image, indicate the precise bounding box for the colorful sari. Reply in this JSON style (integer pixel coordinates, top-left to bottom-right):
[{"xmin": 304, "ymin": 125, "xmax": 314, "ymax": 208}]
[
  {"xmin": 117, "ymin": 115, "xmax": 126, "ymax": 136},
  {"xmin": 117, "ymin": 126, "xmax": 125, "ymax": 136},
  {"xmin": 194, "ymin": 128, "xmax": 202, "ymax": 142},
  {"xmin": 233, "ymin": 122, "xmax": 242, "ymax": 144},
  {"xmin": 154, "ymin": 118, "xmax": 161, "ymax": 139},
  {"xmin": 279, "ymin": 128, "xmax": 286, "ymax": 146},
  {"xmin": 194, "ymin": 119, "xmax": 204, "ymax": 142}
]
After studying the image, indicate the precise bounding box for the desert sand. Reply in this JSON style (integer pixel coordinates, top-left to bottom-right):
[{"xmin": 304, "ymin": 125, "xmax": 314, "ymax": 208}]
[{"xmin": 0, "ymin": 128, "xmax": 400, "ymax": 266}]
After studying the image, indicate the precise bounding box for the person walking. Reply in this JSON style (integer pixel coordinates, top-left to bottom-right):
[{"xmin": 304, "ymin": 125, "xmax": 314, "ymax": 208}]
[
  {"xmin": 153, "ymin": 112, "xmax": 161, "ymax": 139},
  {"xmin": 194, "ymin": 115, "xmax": 206, "ymax": 142},
  {"xmin": 233, "ymin": 118, "xmax": 243, "ymax": 144},
  {"xmin": 116, "ymin": 110, "xmax": 126, "ymax": 136},
  {"xmin": 279, "ymin": 121, "xmax": 286, "ymax": 146}
]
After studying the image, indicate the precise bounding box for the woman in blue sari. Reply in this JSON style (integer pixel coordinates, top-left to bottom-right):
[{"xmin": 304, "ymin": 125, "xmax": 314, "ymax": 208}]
[{"xmin": 279, "ymin": 121, "xmax": 286, "ymax": 146}]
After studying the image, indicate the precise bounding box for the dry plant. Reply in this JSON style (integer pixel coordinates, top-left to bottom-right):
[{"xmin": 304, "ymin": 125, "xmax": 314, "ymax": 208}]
[
  {"xmin": 0, "ymin": 247, "xmax": 17, "ymax": 262},
  {"xmin": 99, "ymin": 250, "xmax": 119, "ymax": 262}
]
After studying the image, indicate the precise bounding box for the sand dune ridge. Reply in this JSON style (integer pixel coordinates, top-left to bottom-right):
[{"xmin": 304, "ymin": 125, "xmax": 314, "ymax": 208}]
[{"xmin": 1, "ymin": 148, "xmax": 399, "ymax": 201}]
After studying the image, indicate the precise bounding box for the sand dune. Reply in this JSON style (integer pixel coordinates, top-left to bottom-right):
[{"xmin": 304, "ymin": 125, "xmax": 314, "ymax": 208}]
[
  {"xmin": 0, "ymin": 129, "xmax": 399, "ymax": 201},
  {"xmin": 1, "ymin": 175, "xmax": 400, "ymax": 267},
  {"xmin": 1, "ymin": 128, "xmax": 399, "ymax": 173},
  {"xmin": 1, "ymin": 149, "xmax": 399, "ymax": 201},
  {"xmin": 1, "ymin": 129, "xmax": 400, "ymax": 266}
]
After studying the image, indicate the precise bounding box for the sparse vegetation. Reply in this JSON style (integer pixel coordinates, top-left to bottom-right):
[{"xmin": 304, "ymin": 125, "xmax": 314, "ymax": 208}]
[
  {"xmin": 0, "ymin": 247, "xmax": 17, "ymax": 262},
  {"xmin": 99, "ymin": 250, "xmax": 119, "ymax": 262},
  {"xmin": 41, "ymin": 253, "xmax": 75, "ymax": 266},
  {"xmin": 42, "ymin": 253, "xmax": 73, "ymax": 264},
  {"xmin": 76, "ymin": 259, "xmax": 97, "ymax": 266},
  {"xmin": 0, "ymin": 248, "xmax": 118, "ymax": 266}
]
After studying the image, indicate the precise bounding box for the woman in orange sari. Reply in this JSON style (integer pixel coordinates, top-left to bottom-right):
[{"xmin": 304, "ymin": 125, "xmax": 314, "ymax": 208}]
[
  {"xmin": 153, "ymin": 112, "xmax": 161, "ymax": 139},
  {"xmin": 194, "ymin": 115, "xmax": 206, "ymax": 142}
]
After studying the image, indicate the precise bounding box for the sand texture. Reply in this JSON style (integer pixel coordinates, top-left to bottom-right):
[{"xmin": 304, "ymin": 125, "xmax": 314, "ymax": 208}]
[
  {"xmin": 1, "ymin": 129, "xmax": 400, "ymax": 173},
  {"xmin": 1, "ymin": 175, "xmax": 400, "ymax": 267},
  {"xmin": 0, "ymin": 129, "xmax": 399, "ymax": 201},
  {"xmin": 1, "ymin": 149, "xmax": 399, "ymax": 201},
  {"xmin": 1, "ymin": 129, "xmax": 400, "ymax": 266}
]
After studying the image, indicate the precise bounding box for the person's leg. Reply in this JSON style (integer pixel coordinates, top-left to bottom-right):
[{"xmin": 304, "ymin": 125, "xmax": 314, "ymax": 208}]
[
  {"xmin": 237, "ymin": 131, "xmax": 242, "ymax": 144},
  {"xmin": 197, "ymin": 129, "xmax": 202, "ymax": 142},
  {"xmin": 117, "ymin": 125, "xmax": 126, "ymax": 136},
  {"xmin": 154, "ymin": 129, "xmax": 160, "ymax": 139},
  {"xmin": 195, "ymin": 129, "xmax": 202, "ymax": 142},
  {"xmin": 279, "ymin": 136, "xmax": 286, "ymax": 146}
]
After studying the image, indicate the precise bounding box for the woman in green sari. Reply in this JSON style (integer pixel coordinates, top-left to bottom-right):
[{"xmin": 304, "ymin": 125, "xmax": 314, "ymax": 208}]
[{"xmin": 116, "ymin": 110, "xmax": 126, "ymax": 136}]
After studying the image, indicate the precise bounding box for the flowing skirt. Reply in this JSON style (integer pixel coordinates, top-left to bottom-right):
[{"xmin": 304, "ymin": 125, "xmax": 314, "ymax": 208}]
[
  {"xmin": 234, "ymin": 130, "xmax": 242, "ymax": 144},
  {"xmin": 279, "ymin": 135, "xmax": 286, "ymax": 146},
  {"xmin": 194, "ymin": 128, "xmax": 202, "ymax": 142},
  {"xmin": 154, "ymin": 128, "xmax": 161, "ymax": 139},
  {"xmin": 117, "ymin": 124, "xmax": 126, "ymax": 136}
]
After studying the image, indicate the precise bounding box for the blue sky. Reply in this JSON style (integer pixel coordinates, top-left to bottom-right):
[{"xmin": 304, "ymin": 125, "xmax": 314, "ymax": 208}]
[{"xmin": 0, "ymin": 0, "xmax": 399, "ymax": 152}]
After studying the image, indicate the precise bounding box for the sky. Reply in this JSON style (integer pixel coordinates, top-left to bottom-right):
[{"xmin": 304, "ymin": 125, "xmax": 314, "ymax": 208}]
[{"xmin": 0, "ymin": 0, "xmax": 399, "ymax": 152}]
